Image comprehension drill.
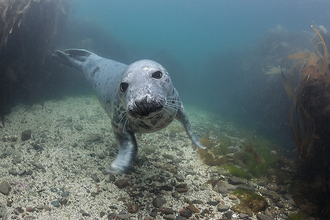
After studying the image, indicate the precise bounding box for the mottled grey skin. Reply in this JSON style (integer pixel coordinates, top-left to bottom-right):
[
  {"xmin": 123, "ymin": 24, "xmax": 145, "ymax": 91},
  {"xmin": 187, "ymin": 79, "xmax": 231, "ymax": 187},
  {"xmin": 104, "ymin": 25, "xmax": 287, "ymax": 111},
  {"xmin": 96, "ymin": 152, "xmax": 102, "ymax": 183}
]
[{"xmin": 53, "ymin": 49, "xmax": 206, "ymax": 173}]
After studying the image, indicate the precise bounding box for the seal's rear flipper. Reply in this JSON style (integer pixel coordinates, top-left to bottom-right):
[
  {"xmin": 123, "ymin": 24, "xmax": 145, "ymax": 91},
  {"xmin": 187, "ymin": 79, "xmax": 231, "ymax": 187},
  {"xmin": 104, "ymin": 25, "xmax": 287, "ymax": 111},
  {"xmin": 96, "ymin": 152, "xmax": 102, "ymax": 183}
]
[
  {"xmin": 52, "ymin": 49, "xmax": 94, "ymax": 71},
  {"xmin": 106, "ymin": 130, "xmax": 138, "ymax": 173},
  {"xmin": 175, "ymin": 106, "xmax": 207, "ymax": 149}
]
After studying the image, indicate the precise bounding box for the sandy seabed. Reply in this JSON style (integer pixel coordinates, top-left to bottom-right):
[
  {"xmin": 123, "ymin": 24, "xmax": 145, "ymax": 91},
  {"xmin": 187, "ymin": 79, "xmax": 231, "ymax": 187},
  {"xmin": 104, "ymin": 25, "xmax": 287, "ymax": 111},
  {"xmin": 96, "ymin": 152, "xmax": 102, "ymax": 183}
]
[{"xmin": 0, "ymin": 95, "xmax": 249, "ymax": 220}]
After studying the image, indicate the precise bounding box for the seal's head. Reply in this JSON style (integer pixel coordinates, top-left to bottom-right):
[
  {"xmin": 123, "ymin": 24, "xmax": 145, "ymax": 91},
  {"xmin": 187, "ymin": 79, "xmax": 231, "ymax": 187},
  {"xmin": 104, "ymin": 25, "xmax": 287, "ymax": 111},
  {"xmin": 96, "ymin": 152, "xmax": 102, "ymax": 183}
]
[{"xmin": 118, "ymin": 60, "xmax": 179, "ymax": 131}]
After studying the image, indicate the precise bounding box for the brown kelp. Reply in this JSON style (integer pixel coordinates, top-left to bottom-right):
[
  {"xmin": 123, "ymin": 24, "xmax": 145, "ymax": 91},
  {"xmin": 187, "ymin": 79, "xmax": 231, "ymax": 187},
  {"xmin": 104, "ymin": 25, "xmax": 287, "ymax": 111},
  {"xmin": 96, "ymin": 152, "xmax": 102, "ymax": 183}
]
[
  {"xmin": 281, "ymin": 25, "xmax": 330, "ymax": 158},
  {"xmin": 244, "ymin": 143, "xmax": 265, "ymax": 166}
]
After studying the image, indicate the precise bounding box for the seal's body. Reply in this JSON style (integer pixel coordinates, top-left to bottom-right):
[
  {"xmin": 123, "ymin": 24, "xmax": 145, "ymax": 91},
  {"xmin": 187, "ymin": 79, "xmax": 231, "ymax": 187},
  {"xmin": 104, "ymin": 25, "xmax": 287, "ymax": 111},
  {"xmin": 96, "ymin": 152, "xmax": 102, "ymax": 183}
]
[{"xmin": 53, "ymin": 49, "xmax": 205, "ymax": 173}]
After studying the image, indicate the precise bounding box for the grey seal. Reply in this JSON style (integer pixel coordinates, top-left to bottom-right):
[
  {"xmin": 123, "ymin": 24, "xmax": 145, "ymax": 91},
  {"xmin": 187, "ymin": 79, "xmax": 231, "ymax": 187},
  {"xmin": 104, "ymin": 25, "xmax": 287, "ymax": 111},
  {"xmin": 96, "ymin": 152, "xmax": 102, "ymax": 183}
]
[{"xmin": 53, "ymin": 49, "xmax": 206, "ymax": 173}]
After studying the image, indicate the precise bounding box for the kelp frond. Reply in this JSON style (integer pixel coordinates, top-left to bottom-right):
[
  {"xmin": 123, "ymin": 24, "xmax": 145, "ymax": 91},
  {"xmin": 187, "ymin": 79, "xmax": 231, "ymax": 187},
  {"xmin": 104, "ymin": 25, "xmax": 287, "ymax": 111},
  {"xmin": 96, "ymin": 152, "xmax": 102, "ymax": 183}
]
[{"xmin": 282, "ymin": 25, "xmax": 330, "ymax": 158}]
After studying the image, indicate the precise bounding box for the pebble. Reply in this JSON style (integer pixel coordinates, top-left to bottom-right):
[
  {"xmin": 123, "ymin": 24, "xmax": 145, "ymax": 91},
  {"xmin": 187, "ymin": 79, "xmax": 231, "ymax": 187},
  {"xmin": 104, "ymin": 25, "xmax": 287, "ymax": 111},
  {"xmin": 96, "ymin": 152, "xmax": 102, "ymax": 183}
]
[
  {"xmin": 74, "ymin": 124, "xmax": 83, "ymax": 131},
  {"xmin": 8, "ymin": 169, "xmax": 18, "ymax": 175},
  {"xmin": 174, "ymin": 174, "xmax": 185, "ymax": 182},
  {"xmin": 161, "ymin": 208, "xmax": 174, "ymax": 215},
  {"xmin": 14, "ymin": 207, "xmax": 24, "ymax": 215},
  {"xmin": 214, "ymin": 181, "xmax": 236, "ymax": 194},
  {"xmin": 36, "ymin": 204, "xmax": 44, "ymax": 209},
  {"xmin": 0, "ymin": 181, "xmax": 10, "ymax": 195},
  {"xmin": 109, "ymin": 174, "xmax": 116, "ymax": 182},
  {"xmin": 127, "ymin": 203, "xmax": 139, "ymax": 213},
  {"xmin": 51, "ymin": 201, "xmax": 60, "ymax": 207},
  {"xmin": 163, "ymin": 214, "xmax": 176, "ymax": 220},
  {"xmin": 228, "ymin": 176, "xmax": 245, "ymax": 185},
  {"xmin": 207, "ymin": 201, "xmax": 219, "ymax": 206},
  {"xmin": 187, "ymin": 204, "xmax": 199, "ymax": 213},
  {"xmin": 32, "ymin": 162, "xmax": 44, "ymax": 169},
  {"xmin": 150, "ymin": 208, "xmax": 158, "ymax": 217},
  {"xmin": 257, "ymin": 213, "xmax": 275, "ymax": 220},
  {"xmin": 180, "ymin": 209, "xmax": 193, "ymax": 218},
  {"xmin": 114, "ymin": 179, "xmax": 129, "ymax": 189},
  {"xmin": 18, "ymin": 169, "xmax": 26, "ymax": 175},
  {"xmin": 152, "ymin": 197, "xmax": 167, "ymax": 208},
  {"xmin": 21, "ymin": 129, "xmax": 32, "ymax": 141},
  {"xmin": 228, "ymin": 194, "xmax": 237, "ymax": 200},
  {"xmin": 26, "ymin": 207, "xmax": 34, "ymax": 212},
  {"xmin": 91, "ymin": 174, "xmax": 100, "ymax": 182},
  {"xmin": 217, "ymin": 204, "xmax": 229, "ymax": 212}
]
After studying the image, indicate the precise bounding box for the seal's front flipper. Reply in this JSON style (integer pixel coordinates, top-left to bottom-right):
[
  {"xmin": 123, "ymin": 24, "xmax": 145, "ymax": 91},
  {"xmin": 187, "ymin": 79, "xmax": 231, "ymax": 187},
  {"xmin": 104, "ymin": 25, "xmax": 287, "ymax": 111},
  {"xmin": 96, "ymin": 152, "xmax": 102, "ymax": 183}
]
[
  {"xmin": 175, "ymin": 106, "xmax": 206, "ymax": 149},
  {"xmin": 52, "ymin": 49, "xmax": 95, "ymax": 71},
  {"xmin": 106, "ymin": 130, "xmax": 138, "ymax": 173}
]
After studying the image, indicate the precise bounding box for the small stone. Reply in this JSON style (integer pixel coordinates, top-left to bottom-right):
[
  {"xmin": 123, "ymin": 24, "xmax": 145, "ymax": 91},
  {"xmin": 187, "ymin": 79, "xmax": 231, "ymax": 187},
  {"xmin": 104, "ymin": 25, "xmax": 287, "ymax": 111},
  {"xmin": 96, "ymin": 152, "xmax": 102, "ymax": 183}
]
[
  {"xmin": 257, "ymin": 213, "xmax": 275, "ymax": 220},
  {"xmin": 26, "ymin": 207, "xmax": 34, "ymax": 212},
  {"xmin": 207, "ymin": 201, "xmax": 219, "ymax": 206},
  {"xmin": 32, "ymin": 162, "xmax": 44, "ymax": 169},
  {"xmin": 217, "ymin": 204, "xmax": 229, "ymax": 212},
  {"xmin": 192, "ymin": 200, "xmax": 203, "ymax": 204},
  {"xmin": 114, "ymin": 179, "xmax": 129, "ymax": 189},
  {"xmin": 180, "ymin": 209, "xmax": 193, "ymax": 218},
  {"xmin": 36, "ymin": 204, "xmax": 44, "ymax": 209},
  {"xmin": 228, "ymin": 194, "xmax": 237, "ymax": 200},
  {"xmin": 150, "ymin": 208, "xmax": 158, "ymax": 217},
  {"xmin": 74, "ymin": 125, "xmax": 83, "ymax": 131},
  {"xmin": 8, "ymin": 169, "xmax": 18, "ymax": 175},
  {"xmin": 61, "ymin": 191, "xmax": 69, "ymax": 197},
  {"xmin": 51, "ymin": 201, "xmax": 60, "ymax": 207},
  {"xmin": 18, "ymin": 169, "xmax": 26, "ymax": 175},
  {"xmin": 109, "ymin": 174, "xmax": 116, "ymax": 182},
  {"xmin": 176, "ymin": 187, "xmax": 188, "ymax": 193},
  {"xmin": 0, "ymin": 181, "xmax": 11, "ymax": 195},
  {"xmin": 174, "ymin": 174, "xmax": 185, "ymax": 182},
  {"xmin": 14, "ymin": 207, "xmax": 24, "ymax": 215},
  {"xmin": 163, "ymin": 214, "xmax": 175, "ymax": 220},
  {"xmin": 161, "ymin": 208, "xmax": 174, "ymax": 215},
  {"xmin": 187, "ymin": 204, "xmax": 199, "ymax": 213},
  {"xmin": 152, "ymin": 197, "xmax": 166, "ymax": 208},
  {"xmin": 21, "ymin": 129, "xmax": 32, "ymax": 141},
  {"xmin": 82, "ymin": 212, "xmax": 91, "ymax": 217},
  {"xmin": 172, "ymin": 191, "xmax": 180, "ymax": 198},
  {"xmin": 127, "ymin": 203, "xmax": 139, "ymax": 213},
  {"xmin": 100, "ymin": 211, "xmax": 106, "ymax": 218},
  {"xmin": 91, "ymin": 174, "xmax": 100, "ymax": 182},
  {"xmin": 240, "ymin": 213, "xmax": 249, "ymax": 218},
  {"xmin": 228, "ymin": 176, "xmax": 245, "ymax": 185}
]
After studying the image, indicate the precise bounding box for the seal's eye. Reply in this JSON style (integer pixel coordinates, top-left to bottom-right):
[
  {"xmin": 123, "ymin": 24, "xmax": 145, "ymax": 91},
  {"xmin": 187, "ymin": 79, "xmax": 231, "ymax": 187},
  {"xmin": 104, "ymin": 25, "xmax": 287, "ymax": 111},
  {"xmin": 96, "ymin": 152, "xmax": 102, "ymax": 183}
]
[
  {"xmin": 120, "ymin": 82, "xmax": 129, "ymax": 92},
  {"xmin": 152, "ymin": 71, "xmax": 163, "ymax": 79}
]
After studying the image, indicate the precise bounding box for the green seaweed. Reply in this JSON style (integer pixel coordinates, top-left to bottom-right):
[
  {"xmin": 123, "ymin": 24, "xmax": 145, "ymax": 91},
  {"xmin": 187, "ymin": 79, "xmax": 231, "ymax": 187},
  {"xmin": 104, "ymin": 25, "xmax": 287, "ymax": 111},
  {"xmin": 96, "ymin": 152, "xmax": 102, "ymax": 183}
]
[
  {"xmin": 246, "ymin": 136, "xmax": 277, "ymax": 177},
  {"xmin": 212, "ymin": 136, "xmax": 231, "ymax": 155},
  {"xmin": 232, "ymin": 189, "xmax": 267, "ymax": 213},
  {"xmin": 220, "ymin": 164, "xmax": 251, "ymax": 179},
  {"xmin": 287, "ymin": 213, "xmax": 305, "ymax": 220}
]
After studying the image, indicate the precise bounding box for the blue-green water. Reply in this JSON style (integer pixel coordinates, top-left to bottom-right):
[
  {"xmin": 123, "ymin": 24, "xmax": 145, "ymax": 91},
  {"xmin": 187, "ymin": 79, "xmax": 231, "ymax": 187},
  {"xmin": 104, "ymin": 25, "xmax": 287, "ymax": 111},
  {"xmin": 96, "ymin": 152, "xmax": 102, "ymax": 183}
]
[{"xmin": 67, "ymin": 0, "xmax": 330, "ymax": 149}]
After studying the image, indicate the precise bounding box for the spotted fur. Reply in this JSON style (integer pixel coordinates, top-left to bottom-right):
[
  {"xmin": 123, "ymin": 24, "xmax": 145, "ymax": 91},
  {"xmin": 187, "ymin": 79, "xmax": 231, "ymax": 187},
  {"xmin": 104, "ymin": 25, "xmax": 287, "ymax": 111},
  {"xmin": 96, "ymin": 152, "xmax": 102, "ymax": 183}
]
[{"xmin": 53, "ymin": 49, "xmax": 206, "ymax": 173}]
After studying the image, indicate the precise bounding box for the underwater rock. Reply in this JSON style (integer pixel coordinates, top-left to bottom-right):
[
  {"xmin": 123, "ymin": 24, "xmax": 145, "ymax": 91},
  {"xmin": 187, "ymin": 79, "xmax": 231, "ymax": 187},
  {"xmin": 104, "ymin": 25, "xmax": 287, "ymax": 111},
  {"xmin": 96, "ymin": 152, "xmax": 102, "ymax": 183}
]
[
  {"xmin": 257, "ymin": 213, "xmax": 275, "ymax": 220},
  {"xmin": 163, "ymin": 214, "xmax": 175, "ymax": 220},
  {"xmin": 152, "ymin": 197, "xmax": 166, "ymax": 208},
  {"xmin": 114, "ymin": 179, "xmax": 129, "ymax": 189},
  {"xmin": 161, "ymin": 208, "xmax": 174, "ymax": 215},
  {"xmin": 217, "ymin": 204, "xmax": 229, "ymax": 212},
  {"xmin": 228, "ymin": 176, "xmax": 246, "ymax": 185},
  {"xmin": 187, "ymin": 204, "xmax": 199, "ymax": 213},
  {"xmin": 91, "ymin": 174, "xmax": 100, "ymax": 182},
  {"xmin": 126, "ymin": 203, "xmax": 139, "ymax": 213},
  {"xmin": 213, "ymin": 181, "xmax": 236, "ymax": 194},
  {"xmin": 74, "ymin": 124, "xmax": 83, "ymax": 131},
  {"xmin": 21, "ymin": 129, "xmax": 31, "ymax": 141},
  {"xmin": 174, "ymin": 174, "xmax": 185, "ymax": 182},
  {"xmin": 0, "ymin": 181, "xmax": 10, "ymax": 195}
]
